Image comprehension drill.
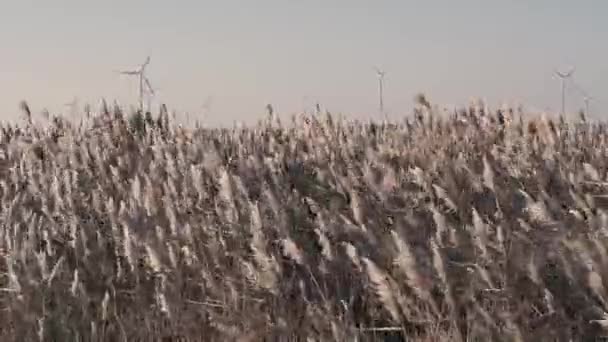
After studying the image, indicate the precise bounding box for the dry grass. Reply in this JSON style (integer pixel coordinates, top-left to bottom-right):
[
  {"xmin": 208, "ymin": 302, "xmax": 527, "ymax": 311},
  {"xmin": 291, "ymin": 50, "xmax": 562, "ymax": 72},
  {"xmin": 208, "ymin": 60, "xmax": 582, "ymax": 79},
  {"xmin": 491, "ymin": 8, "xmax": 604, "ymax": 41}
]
[{"xmin": 0, "ymin": 102, "xmax": 607, "ymax": 341}]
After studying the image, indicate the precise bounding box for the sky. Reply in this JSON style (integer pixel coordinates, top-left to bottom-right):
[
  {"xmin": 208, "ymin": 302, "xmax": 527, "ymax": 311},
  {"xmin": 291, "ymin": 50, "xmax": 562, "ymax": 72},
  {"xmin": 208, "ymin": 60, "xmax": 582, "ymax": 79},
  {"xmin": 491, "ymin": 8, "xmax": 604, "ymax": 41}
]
[{"xmin": 1, "ymin": 0, "xmax": 607, "ymax": 126}]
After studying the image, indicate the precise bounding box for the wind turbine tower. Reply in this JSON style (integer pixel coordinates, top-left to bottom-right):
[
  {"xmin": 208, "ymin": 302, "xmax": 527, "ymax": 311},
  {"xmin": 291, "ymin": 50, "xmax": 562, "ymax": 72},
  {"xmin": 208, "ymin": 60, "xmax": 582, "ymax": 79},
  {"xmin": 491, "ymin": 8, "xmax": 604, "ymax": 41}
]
[
  {"xmin": 374, "ymin": 67, "xmax": 386, "ymax": 119},
  {"xmin": 555, "ymin": 66, "xmax": 575, "ymax": 116}
]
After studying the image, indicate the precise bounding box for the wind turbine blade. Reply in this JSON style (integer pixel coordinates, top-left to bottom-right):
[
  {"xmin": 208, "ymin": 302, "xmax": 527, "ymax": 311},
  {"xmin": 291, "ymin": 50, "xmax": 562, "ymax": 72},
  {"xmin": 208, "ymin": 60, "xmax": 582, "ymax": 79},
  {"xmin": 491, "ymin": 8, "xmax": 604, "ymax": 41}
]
[
  {"xmin": 555, "ymin": 65, "xmax": 575, "ymax": 78},
  {"xmin": 144, "ymin": 77, "xmax": 155, "ymax": 95},
  {"xmin": 140, "ymin": 56, "xmax": 151, "ymax": 72},
  {"xmin": 569, "ymin": 77, "xmax": 590, "ymax": 98},
  {"xmin": 553, "ymin": 69, "xmax": 562, "ymax": 77},
  {"xmin": 117, "ymin": 70, "xmax": 140, "ymax": 75}
]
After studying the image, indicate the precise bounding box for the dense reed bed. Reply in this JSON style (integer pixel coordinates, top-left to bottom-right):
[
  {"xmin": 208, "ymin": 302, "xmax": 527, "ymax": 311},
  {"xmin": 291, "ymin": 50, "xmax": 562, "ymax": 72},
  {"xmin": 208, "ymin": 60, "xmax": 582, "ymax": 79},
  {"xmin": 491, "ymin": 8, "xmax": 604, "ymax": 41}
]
[{"xmin": 0, "ymin": 101, "xmax": 607, "ymax": 341}]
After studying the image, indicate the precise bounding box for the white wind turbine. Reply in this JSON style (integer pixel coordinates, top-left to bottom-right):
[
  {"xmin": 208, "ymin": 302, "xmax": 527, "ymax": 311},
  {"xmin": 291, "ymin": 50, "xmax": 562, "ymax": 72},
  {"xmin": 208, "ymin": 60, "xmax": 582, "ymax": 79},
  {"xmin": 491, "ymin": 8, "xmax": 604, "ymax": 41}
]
[
  {"xmin": 190, "ymin": 96, "xmax": 213, "ymax": 128},
  {"xmin": 64, "ymin": 97, "xmax": 79, "ymax": 119},
  {"xmin": 554, "ymin": 66, "xmax": 575, "ymax": 116},
  {"xmin": 570, "ymin": 77, "xmax": 593, "ymax": 116},
  {"xmin": 116, "ymin": 56, "xmax": 155, "ymax": 112},
  {"xmin": 202, "ymin": 96, "xmax": 213, "ymax": 119},
  {"xmin": 374, "ymin": 66, "xmax": 386, "ymax": 119}
]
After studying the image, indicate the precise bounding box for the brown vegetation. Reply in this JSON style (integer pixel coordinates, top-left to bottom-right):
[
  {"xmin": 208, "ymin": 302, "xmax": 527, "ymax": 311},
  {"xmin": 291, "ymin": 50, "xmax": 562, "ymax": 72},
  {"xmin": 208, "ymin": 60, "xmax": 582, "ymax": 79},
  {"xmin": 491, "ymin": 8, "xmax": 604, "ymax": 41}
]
[{"xmin": 0, "ymin": 102, "xmax": 607, "ymax": 341}]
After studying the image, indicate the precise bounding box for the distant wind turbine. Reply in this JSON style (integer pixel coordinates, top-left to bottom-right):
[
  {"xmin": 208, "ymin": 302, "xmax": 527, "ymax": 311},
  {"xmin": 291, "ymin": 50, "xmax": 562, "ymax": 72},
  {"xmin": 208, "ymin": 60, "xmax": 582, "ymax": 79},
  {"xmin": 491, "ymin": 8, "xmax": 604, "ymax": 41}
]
[
  {"xmin": 64, "ymin": 97, "xmax": 79, "ymax": 118},
  {"xmin": 554, "ymin": 66, "xmax": 575, "ymax": 115},
  {"xmin": 202, "ymin": 96, "xmax": 213, "ymax": 118},
  {"xmin": 116, "ymin": 56, "xmax": 155, "ymax": 112},
  {"xmin": 374, "ymin": 66, "xmax": 386, "ymax": 119},
  {"xmin": 570, "ymin": 77, "xmax": 592, "ymax": 116},
  {"xmin": 582, "ymin": 94, "xmax": 592, "ymax": 117},
  {"xmin": 193, "ymin": 96, "xmax": 213, "ymax": 127}
]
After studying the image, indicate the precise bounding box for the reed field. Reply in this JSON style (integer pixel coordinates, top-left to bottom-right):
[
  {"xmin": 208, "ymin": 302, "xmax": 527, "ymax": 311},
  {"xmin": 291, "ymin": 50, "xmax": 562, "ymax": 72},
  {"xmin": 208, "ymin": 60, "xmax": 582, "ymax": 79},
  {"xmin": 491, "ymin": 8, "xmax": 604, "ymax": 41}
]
[{"xmin": 0, "ymin": 99, "xmax": 607, "ymax": 341}]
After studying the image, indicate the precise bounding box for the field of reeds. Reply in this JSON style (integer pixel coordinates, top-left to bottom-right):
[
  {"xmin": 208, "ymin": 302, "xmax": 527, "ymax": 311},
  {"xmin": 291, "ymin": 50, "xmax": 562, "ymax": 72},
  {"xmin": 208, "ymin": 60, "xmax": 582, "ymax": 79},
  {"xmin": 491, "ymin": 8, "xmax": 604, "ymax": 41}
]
[{"xmin": 0, "ymin": 99, "xmax": 607, "ymax": 341}]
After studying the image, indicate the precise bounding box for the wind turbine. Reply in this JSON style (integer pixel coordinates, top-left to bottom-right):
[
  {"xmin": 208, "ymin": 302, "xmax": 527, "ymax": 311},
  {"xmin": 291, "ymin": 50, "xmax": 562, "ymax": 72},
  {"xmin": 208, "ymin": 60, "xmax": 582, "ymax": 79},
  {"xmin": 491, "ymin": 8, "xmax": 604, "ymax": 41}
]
[
  {"xmin": 193, "ymin": 96, "xmax": 213, "ymax": 127},
  {"xmin": 64, "ymin": 97, "xmax": 79, "ymax": 118},
  {"xmin": 116, "ymin": 56, "xmax": 155, "ymax": 112},
  {"xmin": 554, "ymin": 66, "xmax": 575, "ymax": 115},
  {"xmin": 201, "ymin": 96, "xmax": 213, "ymax": 120},
  {"xmin": 571, "ymin": 77, "xmax": 592, "ymax": 116},
  {"xmin": 583, "ymin": 94, "xmax": 592, "ymax": 117},
  {"xmin": 374, "ymin": 66, "xmax": 386, "ymax": 119}
]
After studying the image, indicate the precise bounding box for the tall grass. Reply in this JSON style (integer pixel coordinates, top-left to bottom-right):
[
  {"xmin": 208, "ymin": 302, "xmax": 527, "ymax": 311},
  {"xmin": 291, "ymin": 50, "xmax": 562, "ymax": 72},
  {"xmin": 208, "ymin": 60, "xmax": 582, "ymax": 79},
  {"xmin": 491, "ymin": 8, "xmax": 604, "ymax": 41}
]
[{"xmin": 0, "ymin": 101, "xmax": 607, "ymax": 341}]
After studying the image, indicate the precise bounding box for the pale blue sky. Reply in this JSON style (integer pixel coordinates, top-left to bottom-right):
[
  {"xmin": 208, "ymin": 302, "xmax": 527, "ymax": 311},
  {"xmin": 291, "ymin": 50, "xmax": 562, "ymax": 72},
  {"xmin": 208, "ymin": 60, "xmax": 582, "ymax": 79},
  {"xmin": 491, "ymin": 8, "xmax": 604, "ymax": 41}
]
[{"xmin": 1, "ymin": 1, "xmax": 607, "ymax": 125}]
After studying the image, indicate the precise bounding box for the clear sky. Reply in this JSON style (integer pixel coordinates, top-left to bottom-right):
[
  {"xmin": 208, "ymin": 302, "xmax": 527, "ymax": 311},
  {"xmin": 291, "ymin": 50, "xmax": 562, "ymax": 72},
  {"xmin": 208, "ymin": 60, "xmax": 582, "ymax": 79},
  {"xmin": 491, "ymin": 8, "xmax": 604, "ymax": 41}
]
[{"xmin": 1, "ymin": 1, "xmax": 607, "ymax": 125}]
